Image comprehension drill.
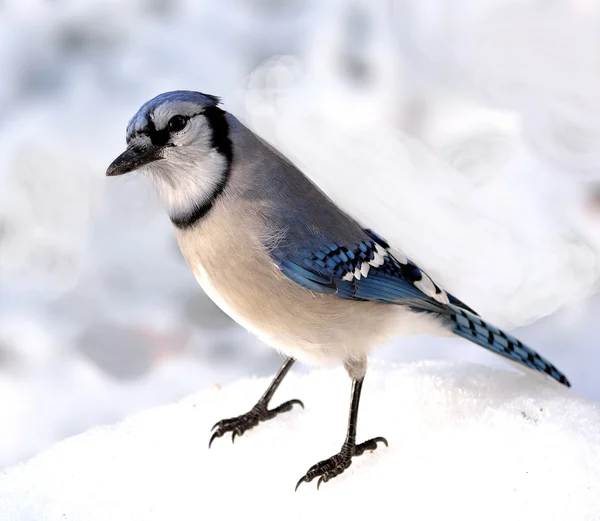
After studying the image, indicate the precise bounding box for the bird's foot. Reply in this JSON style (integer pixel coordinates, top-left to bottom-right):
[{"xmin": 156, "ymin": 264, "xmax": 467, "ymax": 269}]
[
  {"xmin": 209, "ymin": 399, "xmax": 304, "ymax": 448},
  {"xmin": 295, "ymin": 436, "xmax": 388, "ymax": 490}
]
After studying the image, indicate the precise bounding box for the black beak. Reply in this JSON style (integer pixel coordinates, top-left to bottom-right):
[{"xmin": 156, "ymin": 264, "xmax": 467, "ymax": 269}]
[{"xmin": 106, "ymin": 143, "xmax": 162, "ymax": 177}]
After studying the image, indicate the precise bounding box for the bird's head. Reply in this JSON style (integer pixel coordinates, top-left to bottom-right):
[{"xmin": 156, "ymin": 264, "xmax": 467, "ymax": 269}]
[{"xmin": 106, "ymin": 90, "xmax": 233, "ymax": 227}]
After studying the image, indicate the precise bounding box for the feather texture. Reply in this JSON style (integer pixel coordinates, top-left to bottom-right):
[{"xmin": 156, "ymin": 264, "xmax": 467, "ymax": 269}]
[
  {"xmin": 450, "ymin": 306, "xmax": 570, "ymax": 386},
  {"xmin": 270, "ymin": 227, "xmax": 569, "ymax": 387},
  {"xmin": 271, "ymin": 227, "xmax": 474, "ymax": 312}
]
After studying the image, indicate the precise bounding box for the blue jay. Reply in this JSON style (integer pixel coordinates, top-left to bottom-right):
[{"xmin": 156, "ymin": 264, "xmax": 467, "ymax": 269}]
[{"xmin": 107, "ymin": 91, "xmax": 570, "ymax": 490}]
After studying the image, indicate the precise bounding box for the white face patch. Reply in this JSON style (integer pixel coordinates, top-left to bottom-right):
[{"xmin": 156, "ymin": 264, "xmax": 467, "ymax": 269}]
[
  {"xmin": 136, "ymin": 113, "xmax": 229, "ymax": 220},
  {"xmin": 151, "ymin": 100, "xmax": 205, "ymax": 131}
]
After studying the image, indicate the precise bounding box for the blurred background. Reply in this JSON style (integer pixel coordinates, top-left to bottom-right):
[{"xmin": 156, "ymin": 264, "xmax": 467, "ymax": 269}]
[{"xmin": 1, "ymin": 0, "xmax": 600, "ymax": 470}]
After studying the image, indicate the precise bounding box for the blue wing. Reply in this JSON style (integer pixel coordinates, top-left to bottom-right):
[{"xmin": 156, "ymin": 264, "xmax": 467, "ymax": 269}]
[
  {"xmin": 269, "ymin": 227, "xmax": 570, "ymax": 387},
  {"xmin": 271, "ymin": 227, "xmax": 473, "ymax": 312}
]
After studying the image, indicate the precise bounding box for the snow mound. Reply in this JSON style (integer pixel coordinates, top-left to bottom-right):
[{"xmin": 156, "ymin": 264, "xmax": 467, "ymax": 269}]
[{"xmin": 0, "ymin": 361, "xmax": 599, "ymax": 520}]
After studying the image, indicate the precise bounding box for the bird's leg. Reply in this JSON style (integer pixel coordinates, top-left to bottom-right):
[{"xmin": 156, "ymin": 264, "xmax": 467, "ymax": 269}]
[
  {"xmin": 209, "ymin": 356, "xmax": 303, "ymax": 447},
  {"xmin": 295, "ymin": 375, "xmax": 388, "ymax": 490}
]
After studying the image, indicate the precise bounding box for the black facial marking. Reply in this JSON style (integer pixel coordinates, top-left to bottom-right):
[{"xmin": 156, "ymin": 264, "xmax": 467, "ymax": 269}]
[
  {"xmin": 171, "ymin": 106, "xmax": 233, "ymax": 230},
  {"xmin": 203, "ymin": 105, "xmax": 233, "ymax": 163},
  {"xmin": 144, "ymin": 117, "xmax": 171, "ymax": 147}
]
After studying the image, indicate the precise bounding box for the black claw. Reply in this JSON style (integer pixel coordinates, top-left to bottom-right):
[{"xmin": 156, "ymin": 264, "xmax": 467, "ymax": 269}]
[
  {"xmin": 269, "ymin": 399, "xmax": 304, "ymax": 416},
  {"xmin": 208, "ymin": 431, "xmax": 219, "ymax": 449},
  {"xmin": 295, "ymin": 476, "xmax": 307, "ymax": 492},
  {"xmin": 354, "ymin": 436, "xmax": 388, "ymax": 456},
  {"xmin": 209, "ymin": 398, "xmax": 304, "ymax": 448},
  {"xmin": 295, "ymin": 436, "xmax": 388, "ymax": 490}
]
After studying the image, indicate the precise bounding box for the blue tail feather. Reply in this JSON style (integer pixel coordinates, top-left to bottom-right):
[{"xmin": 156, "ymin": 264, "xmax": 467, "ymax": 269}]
[{"xmin": 450, "ymin": 306, "xmax": 570, "ymax": 387}]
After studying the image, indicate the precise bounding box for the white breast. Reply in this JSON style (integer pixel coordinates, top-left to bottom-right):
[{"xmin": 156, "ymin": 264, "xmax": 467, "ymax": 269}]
[{"xmin": 193, "ymin": 263, "xmax": 274, "ymax": 345}]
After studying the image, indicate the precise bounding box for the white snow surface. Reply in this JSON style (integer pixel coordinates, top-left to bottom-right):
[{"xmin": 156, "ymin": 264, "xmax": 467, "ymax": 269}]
[{"xmin": 1, "ymin": 361, "xmax": 599, "ymax": 521}]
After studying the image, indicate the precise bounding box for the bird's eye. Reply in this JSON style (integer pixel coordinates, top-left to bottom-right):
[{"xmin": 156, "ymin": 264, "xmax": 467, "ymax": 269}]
[{"xmin": 167, "ymin": 115, "xmax": 188, "ymax": 132}]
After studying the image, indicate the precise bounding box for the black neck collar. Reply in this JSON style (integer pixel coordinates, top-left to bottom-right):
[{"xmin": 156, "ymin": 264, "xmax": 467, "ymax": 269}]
[{"xmin": 171, "ymin": 106, "xmax": 233, "ymax": 230}]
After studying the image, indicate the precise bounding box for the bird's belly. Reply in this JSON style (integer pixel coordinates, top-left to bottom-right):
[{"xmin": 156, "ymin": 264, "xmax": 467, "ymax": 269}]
[
  {"xmin": 190, "ymin": 259, "xmax": 448, "ymax": 366},
  {"xmin": 191, "ymin": 259, "xmax": 393, "ymax": 365},
  {"xmin": 192, "ymin": 263, "xmax": 276, "ymax": 347},
  {"xmin": 192, "ymin": 262, "xmax": 345, "ymax": 364}
]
